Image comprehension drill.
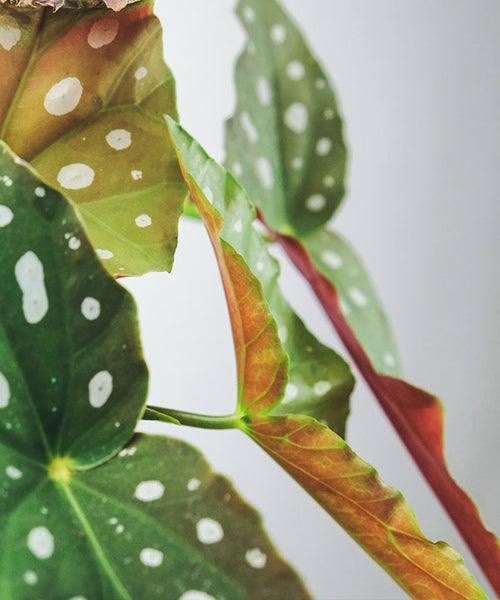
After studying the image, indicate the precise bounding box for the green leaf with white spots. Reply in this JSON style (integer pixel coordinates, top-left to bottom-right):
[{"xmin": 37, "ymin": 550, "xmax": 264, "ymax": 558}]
[
  {"xmin": 0, "ymin": 144, "xmax": 309, "ymax": 599},
  {"xmin": 168, "ymin": 118, "xmax": 354, "ymax": 436},
  {"xmin": 0, "ymin": 0, "xmax": 185, "ymax": 276},
  {"xmin": 303, "ymin": 229, "xmax": 402, "ymax": 376},
  {"xmin": 1, "ymin": 435, "xmax": 310, "ymax": 600},
  {"xmin": 0, "ymin": 142, "xmax": 148, "ymax": 467},
  {"xmin": 225, "ymin": 0, "xmax": 402, "ymax": 378},
  {"xmin": 225, "ymin": 0, "xmax": 347, "ymax": 235}
]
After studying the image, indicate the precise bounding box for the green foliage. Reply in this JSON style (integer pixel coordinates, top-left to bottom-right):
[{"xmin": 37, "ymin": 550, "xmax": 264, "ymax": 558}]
[
  {"xmin": 0, "ymin": 1, "xmax": 185, "ymax": 276},
  {"xmin": 0, "ymin": 0, "xmax": 497, "ymax": 598},
  {"xmin": 169, "ymin": 118, "xmax": 353, "ymax": 436},
  {"xmin": 226, "ymin": 0, "xmax": 347, "ymax": 235},
  {"xmin": 0, "ymin": 144, "xmax": 309, "ymax": 600},
  {"xmin": 225, "ymin": 0, "xmax": 401, "ymax": 375}
]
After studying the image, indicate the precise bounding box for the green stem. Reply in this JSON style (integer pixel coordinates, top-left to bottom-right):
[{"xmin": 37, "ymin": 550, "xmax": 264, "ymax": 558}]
[{"xmin": 143, "ymin": 406, "xmax": 243, "ymax": 430}]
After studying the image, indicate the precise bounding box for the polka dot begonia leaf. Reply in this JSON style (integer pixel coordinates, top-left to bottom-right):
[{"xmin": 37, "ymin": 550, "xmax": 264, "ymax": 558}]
[
  {"xmin": 171, "ymin": 131, "xmax": 486, "ymax": 600},
  {"xmin": 169, "ymin": 118, "xmax": 354, "ymax": 436},
  {"xmin": 0, "ymin": 0, "xmax": 186, "ymax": 276},
  {"xmin": 0, "ymin": 143, "xmax": 310, "ymax": 600},
  {"xmin": 225, "ymin": 0, "xmax": 402, "ymax": 377},
  {"xmin": 225, "ymin": 0, "xmax": 347, "ymax": 236},
  {"xmin": 0, "ymin": 142, "xmax": 148, "ymax": 469},
  {"xmin": 303, "ymin": 229, "xmax": 403, "ymax": 376}
]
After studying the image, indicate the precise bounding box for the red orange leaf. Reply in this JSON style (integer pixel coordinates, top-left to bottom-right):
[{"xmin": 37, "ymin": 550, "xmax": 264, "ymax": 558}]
[{"xmin": 171, "ymin": 125, "xmax": 486, "ymax": 600}]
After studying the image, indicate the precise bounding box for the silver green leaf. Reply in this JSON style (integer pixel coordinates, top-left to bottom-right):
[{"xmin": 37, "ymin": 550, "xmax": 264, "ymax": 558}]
[
  {"xmin": 225, "ymin": 0, "xmax": 347, "ymax": 235},
  {"xmin": 303, "ymin": 228, "xmax": 402, "ymax": 376}
]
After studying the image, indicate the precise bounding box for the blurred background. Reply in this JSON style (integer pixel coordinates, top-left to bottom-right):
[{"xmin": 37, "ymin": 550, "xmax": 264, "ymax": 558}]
[{"xmin": 125, "ymin": 2, "xmax": 500, "ymax": 598}]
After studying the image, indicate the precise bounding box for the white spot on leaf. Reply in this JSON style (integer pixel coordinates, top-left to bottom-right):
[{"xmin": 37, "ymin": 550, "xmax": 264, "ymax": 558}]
[
  {"xmin": 135, "ymin": 214, "xmax": 152, "ymax": 228},
  {"xmin": 314, "ymin": 381, "xmax": 332, "ymax": 396},
  {"xmin": 135, "ymin": 67, "xmax": 148, "ymax": 80},
  {"xmin": 6, "ymin": 465, "xmax": 22, "ymax": 479},
  {"xmin": 88, "ymin": 371, "xmax": 113, "ymax": 408},
  {"xmin": 15, "ymin": 251, "xmax": 49, "ymax": 325},
  {"xmin": 57, "ymin": 163, "xmax": 95, "ymax": 190},
  {"xmin": 232, "ymin": 162, "xmax": 243, "ymax": 177},
  {"xmin": 321, "ymin": 250, "xmax": 343, "ymax": 269},
  {"xmin": 27, "ymin": 526, "xmax": 54, "ymax": 559},
  {"xmin": 383, "ymin": 352, "xmax": 396, "ymax": 368},
  {"xmin": 0, "ymin": 372, "xmax": 10, "ymax": 408},
  {"xmin": 81, "ymin": 297, "xmax": 101, "ymax": 321},
  {"xmin": 256, "ymin": 76, "xmax": 272, "ymax": 106},
  {"xmin": 44, "ymin": 77, "xmax": 83, "ymax": 116},
  {"xmin": 196, "ymin": 518, "xmax": 224, "ymax": 544},
  {"xmin": 305, "ymin": 194, "xmax": 326, "ymax": 212},
  {"xmin": 324, "ymin": 108, "xmax": 335, "ymax": 120},
  {"xmin": 0, "ymin": 16, "xmax": 21, "ymax": 51},
  {"xmin": 242, "ymin": 6, "xmax": 255, "ymax": 23},
  {"xmin": 87, "ymin": 18, "xmax": 119, "ymax": 49},
  {"xmin": 316, "ymin": 138, "xmax": 332, "ymax": 156},
  {"xmin": 349, "ymin": 287, "xmax": 368, "ymax": 307},
  {"xmin": 284, "ymin": 102, "xmax": 309, "ymax": 134},
  {"xmin": 240, "ymin": 111, "xmax": 259, "ymax": 143},
  {"xmin": 255, "ymin": 157, "xmax": 274, "ymax": 190},
  {"xmin": 35, "ymin": 187, "xmax": 46, "ymax": 198},
  {"xmin": 245, "ymin": 547, "xmax": 267, "ymax": 569},
  {"xmin": 135, "ymin": 480, "xmax": 165, "ymax": 502},
  {"xmin": 68, "ymin": 236, "xmax": 81, "ymax": 250},
  {"xmin": 270, "ymin": 23, "xmax": 287, "ymax": 44},
  {"xmin": 178, "ymin": 592, "xmax": 215, "ymax": 600},
  {"xmin": 140, "ymin": 547, "xmax": 163, "ymax": 567},
  {"xmin": 323, "ymin": 175, "xmax": 336, "ymax": 188},
  {"xmin": 96, "ymin": 249, "xmax": 114, "ymax": 260},
  {"xmin": 23, "ymin": 571, "xmax": 38, "ymax": 585},
  {"xmin": 106, "ymin": 129, "xmax": 132, "ymax": 151},
  {"xmin": 187, "ymin": 478, "xmax": 200, "ymax": 491},
  {"xmin": 286, "ymin": 61, "xmax": 305, "ymax": 81},
  {"xmin": 131, "ymin": 169, "xmax": 143, "ymax": 180},
  {"xmin": 0, "ymin": 205, "xmax": 13, "ymax": 228}
]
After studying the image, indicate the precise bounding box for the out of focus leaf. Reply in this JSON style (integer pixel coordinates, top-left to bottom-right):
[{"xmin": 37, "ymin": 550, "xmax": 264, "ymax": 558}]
[
  {"xmin": 169, "ymin": 119, "xmax": 353, "ymax": 435},
  {"xmin": 303, "ymin": 228, "xmax": 402, "ymax": 376},
  {"xmin": 225, "ymin": 0, "xmax": 402, "ymax": 376},
  {"xmin": 171, "ymin": 132, "xmax": 486, "ymax": 600},
  {"xmin": 0, "ymin": 0, "xmax": 185, "ymax": 276},
  {"xmin": 0, "ymin": 143, "xmax": 309, "ymax": 600},
  {"xmin": 225, "ymin": 0, "xmax": 347, "ymax": 235}
]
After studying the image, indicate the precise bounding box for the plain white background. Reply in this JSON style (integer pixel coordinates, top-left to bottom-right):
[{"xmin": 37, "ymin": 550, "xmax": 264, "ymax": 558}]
[{"xmin": 126, "ymin": 2, "xmax": 500, "ymax": 598}]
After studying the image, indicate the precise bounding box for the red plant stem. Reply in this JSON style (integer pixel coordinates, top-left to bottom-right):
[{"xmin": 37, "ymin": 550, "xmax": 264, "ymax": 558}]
[{"xmin": 268, "ymin": 224, "xmax": 500, "ymax": 595}]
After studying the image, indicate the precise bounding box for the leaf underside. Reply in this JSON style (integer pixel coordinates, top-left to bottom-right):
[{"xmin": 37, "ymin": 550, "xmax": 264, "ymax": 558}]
[
  {"xmin": 0, "ymin": 0, "xmax": 185, "ymax": 276},
  {"xmin": 171, "ymin": 130, "xmax": 486, "ymax": 600},
  {"xmin": 0, "ymin": 143, "xmax": 310, "ymax": 599}
]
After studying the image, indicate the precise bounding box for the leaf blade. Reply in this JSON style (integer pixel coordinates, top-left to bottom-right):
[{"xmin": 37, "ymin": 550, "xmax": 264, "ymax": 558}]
[
  {"xmin": 169, "ymin": 122, "xmax": 486, "ymax": 600},
  {"xmin": 246, "ymin": 415, "xmax": 486, "ymax": 600},
  {"xmin": 169, "ymin": 119, "xmax": 353, "ymax": 435},
  {"xmin": 225, "ymin": 0, "xmax": 347, "ymax": 234},
  {"xmin": 0, "ymin": 142, "xmax": 148, "ymax": 468},
  {"xmin": 0, "ymin": 1, "xmax": 185, "ymax": 276}
]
